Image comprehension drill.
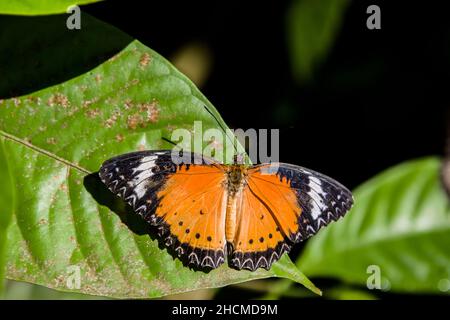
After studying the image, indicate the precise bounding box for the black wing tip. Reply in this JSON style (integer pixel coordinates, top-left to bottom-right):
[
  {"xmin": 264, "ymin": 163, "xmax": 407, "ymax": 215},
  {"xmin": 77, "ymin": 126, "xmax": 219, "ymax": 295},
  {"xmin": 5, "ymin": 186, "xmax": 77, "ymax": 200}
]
[
  {"xmin": 228, "ymin": 241, "xmax": 291, "ymax": 271},
  {"xmin": 294, "ymin": 190, "xmax": 354, "ymax": 243}
]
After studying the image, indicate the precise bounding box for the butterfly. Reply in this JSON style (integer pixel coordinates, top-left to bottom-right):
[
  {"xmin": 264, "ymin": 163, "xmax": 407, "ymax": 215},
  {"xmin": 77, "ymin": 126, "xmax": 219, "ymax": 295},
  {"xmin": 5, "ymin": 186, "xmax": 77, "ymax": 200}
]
[{"xmin": 99, "ymin": 150, "xmax": 353, "ymax": 271}]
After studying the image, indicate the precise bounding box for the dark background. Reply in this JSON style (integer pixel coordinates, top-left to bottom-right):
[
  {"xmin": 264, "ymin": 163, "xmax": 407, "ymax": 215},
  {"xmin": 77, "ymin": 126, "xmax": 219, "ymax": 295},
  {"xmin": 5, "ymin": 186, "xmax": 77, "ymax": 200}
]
[{"xmin": 83, "ymin": 0, "xmax": 450, "ymax": 193}]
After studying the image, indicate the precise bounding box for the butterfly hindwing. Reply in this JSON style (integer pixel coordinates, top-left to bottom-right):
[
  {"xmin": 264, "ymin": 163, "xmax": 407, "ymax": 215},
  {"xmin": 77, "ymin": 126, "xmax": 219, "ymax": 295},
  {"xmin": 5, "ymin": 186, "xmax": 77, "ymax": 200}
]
[
  {"xmin": 229, "ymin": 184, "xmax": 293, "ymax": 271},
  {"xmin": 99, "ymin": 150, "xmax": 228, "ymax": 269},
  {"xmin": 152, "ymin": 163, "xmax": 228, "ymax": 269}
]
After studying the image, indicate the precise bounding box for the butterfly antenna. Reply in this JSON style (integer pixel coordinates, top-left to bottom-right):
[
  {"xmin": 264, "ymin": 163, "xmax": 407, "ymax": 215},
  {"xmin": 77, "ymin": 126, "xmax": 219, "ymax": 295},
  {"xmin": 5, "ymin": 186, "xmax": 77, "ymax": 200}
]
[
  {"xmin": 162, "ymin": 136, "xmax": 179, "ymax": 147},
  {"xmin": 203, "ymin": 105, "xmax": 239, "ymax": 156}
]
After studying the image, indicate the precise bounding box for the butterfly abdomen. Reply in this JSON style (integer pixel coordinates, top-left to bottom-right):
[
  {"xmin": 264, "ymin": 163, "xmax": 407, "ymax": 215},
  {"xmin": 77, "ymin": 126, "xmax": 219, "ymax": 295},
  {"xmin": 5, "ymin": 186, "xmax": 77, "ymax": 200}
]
[
  {"xmin": 225, "ymin": 194, "xmax": 238, "ymax": 242},
  {"xmin": 224, "ymin": 166, "xmax": 247, "ymax": 242}
]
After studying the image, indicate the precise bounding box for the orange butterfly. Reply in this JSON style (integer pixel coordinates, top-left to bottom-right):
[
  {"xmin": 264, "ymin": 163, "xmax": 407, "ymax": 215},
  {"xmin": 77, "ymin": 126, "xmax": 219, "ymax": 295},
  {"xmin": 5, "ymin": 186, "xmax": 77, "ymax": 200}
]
[{"xmin": 99, "ymin": 150, "xmax": 353, "ymax": 271}]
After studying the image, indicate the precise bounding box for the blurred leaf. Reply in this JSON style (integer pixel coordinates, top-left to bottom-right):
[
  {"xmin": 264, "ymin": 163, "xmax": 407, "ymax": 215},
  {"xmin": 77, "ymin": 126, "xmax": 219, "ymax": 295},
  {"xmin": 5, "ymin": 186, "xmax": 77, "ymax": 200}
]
[
  {"xmin": 324, "ymin": 286, "xmax": 377, "ymax": 300},
  {"xmin": 0, "ymin": 0, "xmax": 102, "ymax": 15},
  {"xmin": 299, "ymin": 157, "xmax": 450, "ymax": 294},
  {"xmin": 171, "ymin": 42, "xmax": 213, "ymax": 88},
  {"xmin": 0, "ymin": 14, "xmax": 131, "ymax": 98},
  {"xmin": 287, "ymin": 0, "xmax": 349, "ymax": 83},
  {"xmin": 0, "ymin": 35, "xmax": 316, "ymax": 297}
]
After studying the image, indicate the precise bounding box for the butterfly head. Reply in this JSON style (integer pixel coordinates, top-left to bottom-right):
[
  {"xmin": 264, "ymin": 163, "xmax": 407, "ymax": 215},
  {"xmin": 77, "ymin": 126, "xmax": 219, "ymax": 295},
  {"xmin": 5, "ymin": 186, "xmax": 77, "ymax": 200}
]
[{"xmin": 233, "ymin": 153, "xmax": 245, "ymax": 165}]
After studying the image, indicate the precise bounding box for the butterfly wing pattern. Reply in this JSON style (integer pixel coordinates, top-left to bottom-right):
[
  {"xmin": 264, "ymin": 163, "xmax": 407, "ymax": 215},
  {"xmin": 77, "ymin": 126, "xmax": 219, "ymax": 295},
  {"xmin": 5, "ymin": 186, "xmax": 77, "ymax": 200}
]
[
  {"xmin": 228, "ymin": 163, "xmax": 353, "ymax": 270},
  {"xmin": 99, "ymin": 151, "xmax": 353, "ymax": 271},
  {"xmin": 99, "ymin": 150, "xmax": 229, "ymax": 269}
]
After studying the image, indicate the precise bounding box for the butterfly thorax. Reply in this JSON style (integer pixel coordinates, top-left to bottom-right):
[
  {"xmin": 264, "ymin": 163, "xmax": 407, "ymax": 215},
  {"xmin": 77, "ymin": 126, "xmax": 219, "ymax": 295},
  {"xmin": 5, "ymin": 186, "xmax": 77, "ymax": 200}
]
[{"xmin": 225, "ymin": 165, "xmax": 247, "ymax": 196}]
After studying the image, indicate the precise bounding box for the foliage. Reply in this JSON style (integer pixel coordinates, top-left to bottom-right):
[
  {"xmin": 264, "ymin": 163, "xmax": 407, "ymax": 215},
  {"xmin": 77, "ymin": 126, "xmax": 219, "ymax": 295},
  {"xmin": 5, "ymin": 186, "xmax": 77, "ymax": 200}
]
[
  {"xmin": 0, "ymin": 0, "xmax": 103, "ymax": 15},
  {"xmin": 287, "ymin": 0, "xmax": 349, "ymax": 83}
]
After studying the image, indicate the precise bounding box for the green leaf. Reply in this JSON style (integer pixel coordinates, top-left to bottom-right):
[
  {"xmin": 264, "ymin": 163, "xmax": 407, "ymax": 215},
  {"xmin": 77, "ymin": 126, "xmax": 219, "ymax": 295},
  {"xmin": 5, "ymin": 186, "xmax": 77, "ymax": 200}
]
[
  {"xmin": 298, "ymin": 157, "xmax": 450, "ymax": 294},
  {"xmin": 0, "ymin": 137, "xmax": 15, "ymax": 294},
  {"xmin": 271, "ymin": 255, "xmax": 321, "ymax": 296},
  {"xmin": 324, "ymin": 286, "xmax": 377, "ymax": 300},
  {"xmin": 0, "ymin": 27, "xmax": 317, "ymax": 297},
  {"xmin": 2, "ymin": 280, "xmax": 103, "ymax": 300},
  {"xmin": 0, "ymin": 0, "xmax": 102, "ymax": 15},
  {"xmin": 287, "ymin": 0, "xmax": 349, "ymax": 83}
]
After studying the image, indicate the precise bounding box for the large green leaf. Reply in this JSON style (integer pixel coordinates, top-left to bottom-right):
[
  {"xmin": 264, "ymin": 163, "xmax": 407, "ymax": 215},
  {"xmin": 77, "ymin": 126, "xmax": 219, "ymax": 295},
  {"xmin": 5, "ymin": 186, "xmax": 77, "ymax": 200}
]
[
  {"xmin": 0, "ymin": 36, "xmax": 319, "ymax": 297},
  {"xmin": 287, "ymin": 0, "xmax": 349, "ymax": 83},
  {"xmin": 2, "ymin": 280, "xmax": 103, "ymax": 299},
  {"xmin": 0, "ymin": 0, "xmax": 102, "ymax": 15},
  {"xmin": 0, "ymin": 137, "xmax": 14, "ymax": 293},
  {"xmin": 298, "ymin": 157, "xmax": 450, "ymax": 293}
]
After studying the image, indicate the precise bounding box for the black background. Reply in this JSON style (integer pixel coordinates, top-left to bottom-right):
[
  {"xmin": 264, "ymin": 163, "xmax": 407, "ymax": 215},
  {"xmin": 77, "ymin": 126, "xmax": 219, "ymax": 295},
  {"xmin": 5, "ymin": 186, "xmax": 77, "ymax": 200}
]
[{"xmin": 84, "ymin": 0, "xmax": 450, "ymax": 192}]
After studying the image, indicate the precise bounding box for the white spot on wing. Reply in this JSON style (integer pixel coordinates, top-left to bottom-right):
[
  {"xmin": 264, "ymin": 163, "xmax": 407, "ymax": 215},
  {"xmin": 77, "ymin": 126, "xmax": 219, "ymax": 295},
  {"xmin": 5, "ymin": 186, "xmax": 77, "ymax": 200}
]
[
  {"xmin": 132, "ymin": 156, "xmax": 157, "ymax": 174},
  {"xmin": 136, "ymin": 169, "xmax": 154, "ymax": 181},
  {"xmin": 128, "ymin": 156, "xmax": 158, "ymax": 199},
  {"xmin": 134, "ymin": 182, "xmax": 148, "ymax": 199},
  {"xmin": 307, "ymin": 175, "xmax": 328, "ymax": 220}
]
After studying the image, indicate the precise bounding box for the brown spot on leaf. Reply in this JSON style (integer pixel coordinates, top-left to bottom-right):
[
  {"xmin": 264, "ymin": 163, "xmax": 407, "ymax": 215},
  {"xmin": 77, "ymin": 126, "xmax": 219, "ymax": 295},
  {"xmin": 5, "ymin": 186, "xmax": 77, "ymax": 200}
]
[
  {"xmin": 82, "ymin": 97, "xmax": 99, "ymax": 108},
  {"xmin": 139, "ymin": 100, "xmax": 160, "ymax": 123},
  {"xmin": 46, "ymin": 137, "xmax": 57, "ymax": 145},
  {"xmin": 105, "ymin": 110, "xmax": 121, "ymax": 128},
  {"xmin": 13, "ymin": 98, "xmax": 21, "ymax": 107},
  {"xmin": 67, "ymin": 107, "xmax": 79, "ymax": 116},
  {"xmin": 123, "ymin": 99, "xmax": 133, "ymax": 110},
  {"xmin": 26, "ymin": 96, "xmax": 40, "ymax": 104},
  {"xmin": 127, "ymin": 113, "xmax": 143, "ymax": 130},
  {"xmin": 47, "ymin": 93, "xmax": 69, "ymax": 108},
  {"xmin": 115, "ymin": 134, "xmax": 124, "ymax": 142},
  {"xmin": 124, "ymin": 100, "xmax": 160, "ymax": 129},
  {"xmin": 95, "ymin": 74, "xmax": 102, "ymax": 83},
  {"xmin": 85, "ymin": 108, "xmax": 101, "ymax": 118},
  {"xmin": 139, "ymin": 52, "xmax": 151, "ymax": 67}
]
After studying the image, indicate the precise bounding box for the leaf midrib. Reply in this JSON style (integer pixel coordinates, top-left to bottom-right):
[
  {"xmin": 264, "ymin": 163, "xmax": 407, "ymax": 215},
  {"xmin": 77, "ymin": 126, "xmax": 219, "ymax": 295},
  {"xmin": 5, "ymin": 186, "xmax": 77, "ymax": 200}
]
[{"xmin": 0, "ymin": 130, "xmax": 90, "ymax": 174}]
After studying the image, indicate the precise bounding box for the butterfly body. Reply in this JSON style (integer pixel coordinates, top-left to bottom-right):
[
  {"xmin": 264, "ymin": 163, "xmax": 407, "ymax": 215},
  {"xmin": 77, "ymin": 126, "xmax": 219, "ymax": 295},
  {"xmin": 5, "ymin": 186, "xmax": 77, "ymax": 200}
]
[
  {"xmin": 224, "ymin": 164, "xmax": 246, "ymax": 242},
  {"xmin": 99, "ymin": 150, "xmax": 353, "ymax": 271}
]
